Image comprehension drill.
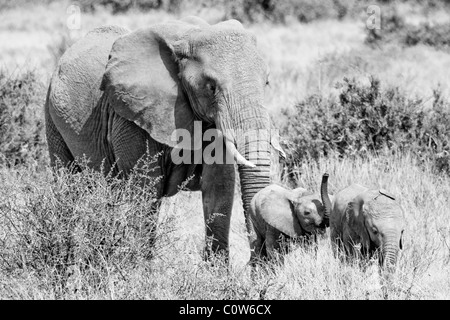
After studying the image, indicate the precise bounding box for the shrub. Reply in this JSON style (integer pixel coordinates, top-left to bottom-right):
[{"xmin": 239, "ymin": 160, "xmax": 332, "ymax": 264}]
[
  {"xmin": 365, "ymin": 9, "xmax": 450, "ymax": 49},
  {"xmin": 223, "ymin": 0, "xmax": 358, "ymax": 24},
  {"xmin": 0, "ymin": 156, "xmax": 170, "ymax": 297},
  {"xmin": 76, "ymin": 0, "xmax": 163, "ymax": 14},
  {"xmin": 404, "ymin": 23, "xmax": 450, "ymax": 48},
  {"xmin": 365, "ymin": 7, "xmax": 406, "ymax": 45},
  {"xmin": 281, "ymin": 76, "xmax": 450, "ymax": 174},
  {"xmin": 0, "ymin": 70, "xmax": 48, "ymax": 167}
]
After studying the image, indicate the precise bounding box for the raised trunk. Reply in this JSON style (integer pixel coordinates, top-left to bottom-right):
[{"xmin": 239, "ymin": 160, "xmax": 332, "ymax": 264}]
[{"xmin": 320, "ymin": 173, "xmax": 332, "ymax": 227}]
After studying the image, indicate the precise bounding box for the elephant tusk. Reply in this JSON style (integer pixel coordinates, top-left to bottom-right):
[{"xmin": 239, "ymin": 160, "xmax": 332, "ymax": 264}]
[{"xmin": 224, "ymin": 138, "xmax": 256, "ymax": 168}]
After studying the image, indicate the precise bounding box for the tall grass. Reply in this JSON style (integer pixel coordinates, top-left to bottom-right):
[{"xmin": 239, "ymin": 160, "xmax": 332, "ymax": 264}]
[
  {"xmin": 0, "ymin": 156, "xmax": 175, "ymax": 299},
  {"xmin": 0, "ymin": 152, "xmax": 448, "ymax": 299}
]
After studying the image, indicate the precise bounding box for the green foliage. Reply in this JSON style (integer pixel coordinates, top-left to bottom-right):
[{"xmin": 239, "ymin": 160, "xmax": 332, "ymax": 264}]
[
  {"xmin": 281, "ymin": 77, "xmax": 450, "ymax": 174},
  {"xmin": 0, "ymin": 70, "xmax": 48, "ymax": 167},
  {"xmin": 0, "ymin": 157, "xmax": 169, "ymax": 297}
]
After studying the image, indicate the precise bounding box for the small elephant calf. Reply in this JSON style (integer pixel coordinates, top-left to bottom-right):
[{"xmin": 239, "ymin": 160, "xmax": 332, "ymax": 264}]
[
  {"xmin": 248, "ymin": 174, "xmax": 333, "ymax": 263},
  {"xmin": 330, "ymin": 184, "xmax": 405, "ymax": 271}
]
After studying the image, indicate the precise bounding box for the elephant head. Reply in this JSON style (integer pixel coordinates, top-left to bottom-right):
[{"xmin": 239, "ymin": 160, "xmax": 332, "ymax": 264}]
[
  {"xmin": 349, "ymin": 189, "xmax": 405, "ymax": 270},
  {"xmin": 259, "ymin": 174, "xmax": 333, "ymax": 237},
  {"xmin": 100, "ymin": 17, "xmax": 283, "ymax": 213}
]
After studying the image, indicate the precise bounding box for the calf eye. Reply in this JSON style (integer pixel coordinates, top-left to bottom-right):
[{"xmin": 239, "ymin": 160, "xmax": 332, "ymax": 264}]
[{"xmin": 304, "ymin": 211, "xmax": 311, "ymax": 216}]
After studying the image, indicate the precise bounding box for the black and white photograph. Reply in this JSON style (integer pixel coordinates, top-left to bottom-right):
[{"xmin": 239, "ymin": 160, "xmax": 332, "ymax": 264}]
[{"xmin": 0, "ymin": 0, "xmax": 449, "ymax": 302}]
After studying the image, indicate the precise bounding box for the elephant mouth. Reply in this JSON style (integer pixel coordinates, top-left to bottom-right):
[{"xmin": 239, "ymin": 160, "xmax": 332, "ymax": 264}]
[
  {"xmin": 316, "ymin": 227, "xmax": 326, "ymax": 235},
  {"xmin": 303, "ymin": 223, "xmax": 325, "ymax": 235}
]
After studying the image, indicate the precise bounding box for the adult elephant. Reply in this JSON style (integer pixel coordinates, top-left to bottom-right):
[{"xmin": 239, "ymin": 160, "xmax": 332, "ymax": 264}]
[{"xmin": 44, "ymin": 17, "xmax": 285, "ymax": 259}]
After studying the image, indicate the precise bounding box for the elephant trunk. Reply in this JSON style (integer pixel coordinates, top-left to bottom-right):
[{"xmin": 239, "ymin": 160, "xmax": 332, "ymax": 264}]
[
  {"xmin": 217, "ymin": 100, "xmax": 272, "ymax": 214},
  {"xmin": 237, "ymin": 134, "xmax": 271, "ymax": 214},
  {"xmin": 381, "ymin": 233, "xmax": 400, "ymax": 272},
  {"xmin": 320, "ymin": 173, "xmax": 332, "ymax": 227}
]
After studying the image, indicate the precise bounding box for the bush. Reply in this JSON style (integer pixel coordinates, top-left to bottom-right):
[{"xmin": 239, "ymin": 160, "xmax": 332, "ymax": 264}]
[
  {"xmin": 281, "ymin": 76, "xmax": 450, "ymax": 174},
  {"xmin": 72, "ymin": 0, "xmax": 360, "ymax": 21},
  {"xmin": 365, "ymin": 7, "xmax": 406, "ymax": 45},
  {"xmin": 223, "ymin": 0, "xmax": 358, "ymax": 24},
  {"xmin": 404, "ymin": 23, "xmax": 450, "ymax": 48},
  {"xmin": 0, "ymin": 156, "xmax": 170, "ymax": 297},
  {"xmin": 76, "ymin": 0, "xmax": 164, "ymax": 14},
  {"xmin": 0, "ymin": 70, "xmax": 48, "ymax": 167},
  {"xmin": 365, "ymin": 9, "xmax": 450, "ymax": 49}
]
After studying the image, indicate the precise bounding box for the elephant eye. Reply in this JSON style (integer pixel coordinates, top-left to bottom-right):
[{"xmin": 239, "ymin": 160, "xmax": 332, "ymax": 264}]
[
  {"xmin": 205, "ymin": 81, "xmax": 216, "ymax": 94},
  {"xmin": 304, "ymin": 211, "xmax": 311, "ymax": 216},
  {"xmin": 372, "ymin": 228, "xmax": 378, "ymax": 235}
]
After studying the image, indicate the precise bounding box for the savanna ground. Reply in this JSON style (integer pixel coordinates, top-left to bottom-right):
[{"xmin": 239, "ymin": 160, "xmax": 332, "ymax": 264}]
[{"xmin": 0, "ymin": 0, "xmax": 449, "ymax": 299}]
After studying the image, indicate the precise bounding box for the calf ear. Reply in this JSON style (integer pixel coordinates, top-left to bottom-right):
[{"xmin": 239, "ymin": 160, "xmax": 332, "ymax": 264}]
[
  {"xmin": 348, "ymin": 198, "xmax": 371, "ymax": 250},
  {"xmin": 260, "ymin": 189, "xmax": 303, "ymax": 237},
  {"xmin": 287, "ymin": 187, "xmax": 308, "ymax": 202}
]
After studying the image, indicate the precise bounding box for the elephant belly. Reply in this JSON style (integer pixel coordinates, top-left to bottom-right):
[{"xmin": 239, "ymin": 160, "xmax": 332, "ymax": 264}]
[
  {"xmin": 48, "ymin": 95, "xmax": 116, "ymax": 173},
  {"xmin": 164, "ymin": 161, "xmax": 202, "ymax": 196}
]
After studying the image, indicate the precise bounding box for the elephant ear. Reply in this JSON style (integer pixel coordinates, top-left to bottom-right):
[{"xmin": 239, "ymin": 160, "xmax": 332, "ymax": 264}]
[
  {"xmin": 287, "ymin": 187, "xmax": 309, "ymax": 202},
  {"xmin": 260, "ymin": 188, "xmax": 303, "ymax": 237},
  {"xmin": 348, "ymin": 196, "xmax": 371, "ymax": 249},
  {"xmin": 101, "ymin": 21, "xmax": 202, "ymax": 147}
]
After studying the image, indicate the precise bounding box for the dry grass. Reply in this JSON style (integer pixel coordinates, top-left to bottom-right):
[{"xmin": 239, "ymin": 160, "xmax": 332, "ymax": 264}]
[
  {"xmin": 0, "ymin": 1, "xmax": 449, "ymax": 299},
  {"xmin": 1, "ymin": 153, "xmax": 447, "ymax": 299}
]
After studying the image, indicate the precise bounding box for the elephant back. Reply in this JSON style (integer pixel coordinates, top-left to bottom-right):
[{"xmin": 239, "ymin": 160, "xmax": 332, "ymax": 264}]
[{"xmin": 49, "ymin": 26, "xmax": 129, "ymax": 134}]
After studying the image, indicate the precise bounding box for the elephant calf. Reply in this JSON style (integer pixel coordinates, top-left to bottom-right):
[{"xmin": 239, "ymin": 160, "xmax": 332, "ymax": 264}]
[
  {"xmin": 330, "ymin": 184, "xmax": 405, "ymax": 271},
  {"xmin": 248, "ymin": 174, "xmax": 333, "ymax": 263}
]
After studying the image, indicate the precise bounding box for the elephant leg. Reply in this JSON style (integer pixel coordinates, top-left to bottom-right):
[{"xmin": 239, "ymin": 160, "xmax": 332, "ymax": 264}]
[
  {"xmin": 266, "ymin": 226, "xmax": 282, "ymax": 261},
  {"xmin": 265, "ymin": 236, "xmax": 277, "ymax": 261},
  {"xmin": 110, "ymin": 115, "xmax": 164, "ymax": 196},
  {"xmin": 248, "ymin": 226, "xmax": 263, "ymax": 266},
  {"xmin": 45, "ymin": 98, "xmax": 78, "ymax": 172},
  {"xmin": 110, "ymin": 115, "xmax": 166, "ymax": 255},
  {"xmin": 201, "ymin": 162, "xmax": 235, "ymax": 260}
]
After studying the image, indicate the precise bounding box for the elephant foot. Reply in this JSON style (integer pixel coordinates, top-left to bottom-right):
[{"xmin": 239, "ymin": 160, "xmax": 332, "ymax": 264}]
[{"xmin": 202, "ymin": 234, "xmax": 229, "ymax": 265}]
